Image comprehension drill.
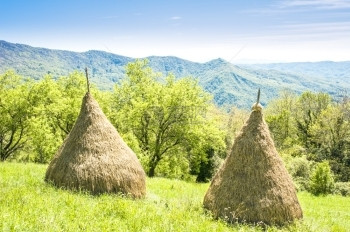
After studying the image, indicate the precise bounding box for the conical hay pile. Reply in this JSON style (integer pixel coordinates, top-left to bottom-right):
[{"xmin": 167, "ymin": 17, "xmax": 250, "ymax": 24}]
[
  {"xmin": 203, "ymin": 104, "xmax": 302, "ymax": 225},
  {"xmin": 45, "ymin": 92, "xmax": 146, "ymax": 198}
]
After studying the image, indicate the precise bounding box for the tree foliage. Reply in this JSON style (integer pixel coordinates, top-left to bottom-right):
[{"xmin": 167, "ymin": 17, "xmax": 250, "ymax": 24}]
[
  {"xmin": 3, "ymin": 64, "xmax": 349, "ymax": 184},
  {"xmin": 265, "ymin": 90, "xmax": 298, "ymax": 148},
  {"xmin": 0, "ymin": 71, "xmax": 33, "ymax": 161},
  {"xmin": 0, "ymin": 71, "xmax": 90, "ymax": 162},
  {"xmin": 110, "ymin": 60, "xmax": 226, "ymax": 178},
  {"xmin": 266, "ymin": 91, "xmax": 350, "ymax": 182},
  {"xmin": 0, "ymin": 65, "xmax": 228, "ymax": 181},
  {"xmin": 310, "ymin": 161, "xmax": 335, "ymax": 196}
]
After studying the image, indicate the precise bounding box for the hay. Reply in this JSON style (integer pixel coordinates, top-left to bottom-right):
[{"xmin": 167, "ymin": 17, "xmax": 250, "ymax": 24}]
[
  {"xmin": 203, "ymin": 105, "xmax": 303, "ymax": 225},
  {"xmin": 45, "ymin": 92, "xmax": 146, "ymax": 198}
]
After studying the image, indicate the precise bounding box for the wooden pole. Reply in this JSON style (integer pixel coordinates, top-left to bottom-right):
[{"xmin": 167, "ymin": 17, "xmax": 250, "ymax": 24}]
[
  {"xmin": 85, "ymin": 67, "xmax": 90, "ymax": 93},
  {"xmin": 256, "ymin": 88, "xmax": 260, "ymax": 104}
]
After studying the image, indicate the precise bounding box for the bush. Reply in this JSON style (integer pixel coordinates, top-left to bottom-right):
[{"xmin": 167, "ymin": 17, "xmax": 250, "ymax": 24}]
[
  {"xmin": 196, "ymin": 148, "xmax": 215, "ymax": 183},
  {"xmin": 287, "ymin": 155, "xmax": 312, "ymax": 179},
  {"xmin": 293, "ymin": 177, "xmax": 310, "ymax": 192},
  {"xmin": 155, "ymin": 152, "xmax": 190, "ymax": 179},
  {"xmin": 329, "ymin": 160, "xmax": 350, "ymax": 182},
  {"xmin": 282, "ymin": 155, "xmax": 313, "ymax": 191},
  {"xmin": 309, "ymin": 161, "xmax": 335, "ymax": 196},
  {"xmin": 333, "ymin": 182, "xmax": 350, "ymax": 196}
]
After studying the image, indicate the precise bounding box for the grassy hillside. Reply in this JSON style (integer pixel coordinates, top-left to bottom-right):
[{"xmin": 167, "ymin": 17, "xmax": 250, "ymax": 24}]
[
  {"xmin": 1, "ymin": 40, "xmax": 350, "ymax": 108},
  {"xmin": 1, "ymin": 162, "xmax": 349, "ymax": 231}
]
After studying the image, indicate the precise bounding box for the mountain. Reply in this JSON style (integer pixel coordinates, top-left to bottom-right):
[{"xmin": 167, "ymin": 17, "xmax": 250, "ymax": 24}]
[
  {"xmin": 0, "ymin": 40, "xmax": 132, "ymax": 89},
  {"xmin": 1, "ymin": 40, "xmax": 349, "ymax": 108},
  {"xmin": 243, "ymin": 62, "xmax": 350, "ymax": 81}
]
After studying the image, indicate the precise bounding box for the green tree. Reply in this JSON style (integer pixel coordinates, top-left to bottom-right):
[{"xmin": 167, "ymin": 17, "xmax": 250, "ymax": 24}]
[
  {"xmin": 111, "ymin": 60, "xmax": 225, "ymax": 178},
  {"xmin": 294, "ymin": 91, "xmax": 331, "ymax": 149},
  {"xmin": 0, "ymin": 71, "xmax": 31, "ymax": 161},
  {"xmin": 27, "ymin": 116, "xmax": 61, "ymax": 163},
  {"xmin": 0, "ymin": 70, "xmax": 109, "ymax": 163},
  {"xmin": 224, "ymin": 106, "xmax": 248, "ymax": 154},
  {"xmin": 309, "ymin": 105, "xmax": 350, "ymax": 160},
  {"xmin": 267, "ymin": 90, "xmax": 350, "ymax": 181},
  {"xmin": 24, "ymin": 75, "xmax": 62, "ymax": 163},
  {"xmin": 52, "ymin": 71, "xmax": 87, "ymax": 137},
  {"xmin": 265, "ymin": 90, "xmax": 298, "ymax": 148},
  {"xmin": 309, "ymin": 104, "xmax": 350, "ymax": 181},
  {"xmin": 310, "ymin": 161, "xmax": 335, "ymax": 195},
  {"xmin": 188, "ymin": 106, "xmax": 226, "ymax": 182},
  {"xmin": 25, "ymin": 71, "xmax": 107, "ymax": 163}
]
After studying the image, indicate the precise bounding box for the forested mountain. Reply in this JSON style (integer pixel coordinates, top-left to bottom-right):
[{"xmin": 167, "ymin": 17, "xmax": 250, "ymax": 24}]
[
  {"xmin": 1, "ymin": 40, "xmax": 349, "ymax": 108},
  {"xmin": 244, "ymin": 61, "xmax": 350, "ymax": 81}
]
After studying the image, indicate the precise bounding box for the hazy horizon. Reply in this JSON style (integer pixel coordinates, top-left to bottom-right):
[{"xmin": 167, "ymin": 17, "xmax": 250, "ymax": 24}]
[
  {"xmin": 1, "ymin": 0, "xmax": 349, "ymax": 63},
  {"xmin": 2, "ymin": 39, "xmax": 350, "ymax": 65}
]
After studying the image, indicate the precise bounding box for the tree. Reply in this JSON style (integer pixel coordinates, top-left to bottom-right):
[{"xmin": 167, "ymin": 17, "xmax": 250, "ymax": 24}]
[
  {"xmin": 310, "ymin": 161, "xmax": 335, "ymax": 195},
  {"xmin": 0, "ymin": 70, "xmax": 110, "ymax": 163},
  {"xmin": 309, "ymin": 104, "xmax": 350, "ymax": 181},
  {"xmin": 224, "ymin": 106, "xmax": 248, "ymax": 154},
  {"xmin": 265, "ymin": 90, "xmax": 298, "ymax": 148},
  {"xmin": 188, "ymin": 106, "xmax": 226, "ymax": 182},
  {"xmin": 25, "ymin": 71, "xmax": 107, "ymax": 163},
  {"xmin": 294, "ymin": 91, "xmax": 331, "ymax": 149},
  {"xmin": 24, "ymin": 75, "xmax": 62, "ymax": 163},
  {"xmin": 52, "ymin": 71, "xmax": 87, "ymax": 137},
  {"xmin": 267, "ymin": 90, "xmax": 350, "ymax": 182},
  {"xmin": 0, "ymin": 71, "xmax": 31, "ymax": 161},
  {"xmin": 110, "ymin": 60, "xmax": 225, "ymax": 177},
  {"xmin": 309, "ymin": 105, "xmax": 350, "ymax": 160},
  {"xmin": 195, "ymin": 148, "xmax": 215, "ymax": 182}
]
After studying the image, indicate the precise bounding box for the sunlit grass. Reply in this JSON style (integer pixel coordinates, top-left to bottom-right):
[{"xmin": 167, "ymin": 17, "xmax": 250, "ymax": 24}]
[{"xmin": 1, "ymin": 162, "xmax": 349, "ymax": 231}]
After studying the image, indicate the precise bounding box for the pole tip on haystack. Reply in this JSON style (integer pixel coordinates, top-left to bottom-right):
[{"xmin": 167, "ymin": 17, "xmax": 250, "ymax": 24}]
[
  {"xmin": 251, "ymin": 88, "xmax": 263, "ymax": 111},
  {"xmin": 85, "ymin": 67, "xmax": 90, "ymax": 93}
]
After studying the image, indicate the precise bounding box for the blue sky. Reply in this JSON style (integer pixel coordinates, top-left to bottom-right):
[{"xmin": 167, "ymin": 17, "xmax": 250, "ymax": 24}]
[{"xmin": 1, "ymin": 0, "xmax": 350, "ymax": 63}]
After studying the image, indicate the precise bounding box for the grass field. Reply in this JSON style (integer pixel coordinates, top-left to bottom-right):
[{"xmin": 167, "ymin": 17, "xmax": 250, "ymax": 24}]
[{"xmin": 1, "ymin": 162, "xmax": 349, "ymax": 232}]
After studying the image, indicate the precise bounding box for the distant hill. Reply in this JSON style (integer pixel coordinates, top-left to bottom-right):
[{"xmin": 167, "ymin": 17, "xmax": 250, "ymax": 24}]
[
  {"xmin": 1, "ymin": 40, "xmax": 349, "ymax": 108},
  {"xmin": 243, "ymin": 62, "xmax": 350, "ymax": 81}
]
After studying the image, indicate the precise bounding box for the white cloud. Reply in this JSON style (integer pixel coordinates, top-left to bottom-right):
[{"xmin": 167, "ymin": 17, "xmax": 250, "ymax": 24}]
[
  {"xmin": 269, "ymin": 21, "xmax": 350, "ymax": 40},
  {"xmin": 170, "ymin": 16, "xmax": 182, "ymax": 20},
  {"xmin": 244, "ymin": 0, "xmax": 350, "ymax": 14},
  {"xmin": 278, "ymin": 0, "xmax": 350, "ymax": 9}
]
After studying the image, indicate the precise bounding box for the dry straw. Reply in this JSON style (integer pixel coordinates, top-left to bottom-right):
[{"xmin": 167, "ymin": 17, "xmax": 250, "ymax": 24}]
[
  {"xmin": 45, "ymin": 79, "xmax": 146, "ymax": 198},
  {"xmin": 203, "ymin": 90, "xmax": 302, "ymax": 225}
]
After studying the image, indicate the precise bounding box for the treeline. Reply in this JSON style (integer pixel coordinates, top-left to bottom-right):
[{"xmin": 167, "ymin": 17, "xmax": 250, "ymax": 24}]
[
  {"xmin": 266, "ymin": 90, "xmax": 350, "ymax": 182},
  {"xmin": 1, "ymin": 60, "xmax": 350, "ymax": 190},
  {"xmin": 265, "ymin": 90, "xmax": 350, "ymax": 195},
  {"xmin": 0, "ymin": 60, "xmax": 242, "ymax": 182}
]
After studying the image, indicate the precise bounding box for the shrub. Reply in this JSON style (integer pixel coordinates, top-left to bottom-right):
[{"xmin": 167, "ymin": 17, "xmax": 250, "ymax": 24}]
[
  {"xmin": 287, "ymin": 155, "xmax": 312, "ymax": 179},
  {"xmin": 282, "ymin": 155, "xmax": 313, "ymax": 191},
  {"xmin": 333, "ymin": 182, "xmax": 350, "ymax": 196},
  {"xmin": 309, "ymin": 161, "xmax": 335, "ymax": 196},
  {"xmin": 329, "ymin": 160, "xmax": 350, "ymax": 182},
  {"xmin": 293, "ymin": 177, "xmax": 310, "ymax": 192}
]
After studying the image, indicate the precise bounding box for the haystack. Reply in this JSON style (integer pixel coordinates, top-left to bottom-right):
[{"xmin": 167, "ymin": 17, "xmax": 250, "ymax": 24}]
[
  {"xmin": 203, "ymin": 91, "xmax": 303, "ymax": 225},
  {"xmin": 45, "ymin": 91, "xmax": 146, "ymax": 198}
]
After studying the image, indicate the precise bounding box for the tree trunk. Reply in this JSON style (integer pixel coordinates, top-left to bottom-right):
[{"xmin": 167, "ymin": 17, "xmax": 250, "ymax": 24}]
[
  {"xmin": 148, "ymin": 165, "xmax": 156, "ymax": 177},
  {"xmin": 148, "ymin": 153, "xmax": 161, "ymax": 177}
]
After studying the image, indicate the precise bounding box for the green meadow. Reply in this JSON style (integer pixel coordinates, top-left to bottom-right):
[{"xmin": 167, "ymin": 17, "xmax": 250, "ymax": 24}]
[{"xmin": 1, "ymin": 163, "xmax": 349, "ymax": 232}]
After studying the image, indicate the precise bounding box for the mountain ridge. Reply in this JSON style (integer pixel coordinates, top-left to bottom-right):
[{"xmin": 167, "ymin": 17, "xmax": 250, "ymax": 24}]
[{"xmin": 1, "ymin": 40, "xmax": 349, "ymax": 108}]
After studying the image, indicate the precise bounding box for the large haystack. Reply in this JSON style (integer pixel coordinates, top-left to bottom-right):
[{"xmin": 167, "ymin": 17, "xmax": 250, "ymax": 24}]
[
  {"xmin": 45, "ymin": 92, "xmax": 146, "ymax": 198},
  {"xmin": 203, "ymin": 100, "xmax": 303, "ymax": 225}
]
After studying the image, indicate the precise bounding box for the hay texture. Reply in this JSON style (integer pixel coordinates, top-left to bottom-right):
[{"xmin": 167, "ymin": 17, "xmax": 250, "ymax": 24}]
[
  {"xmin": 203, "ymin": 103, "xmax": 302, "ymax": 225},
  {"xmin": 45, "ymin": 92, "xmax": 146, "ymax": 198}
]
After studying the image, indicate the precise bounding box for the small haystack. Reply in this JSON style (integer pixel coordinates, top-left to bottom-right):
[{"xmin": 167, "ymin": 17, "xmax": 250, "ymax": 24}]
[
  {"xmin": 203, "ymin": 90, "xmax": 302, "ymax": 225},
  {"xmin": 45, "ymin": 74, "xmax": 146, "ymax": 198}
]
